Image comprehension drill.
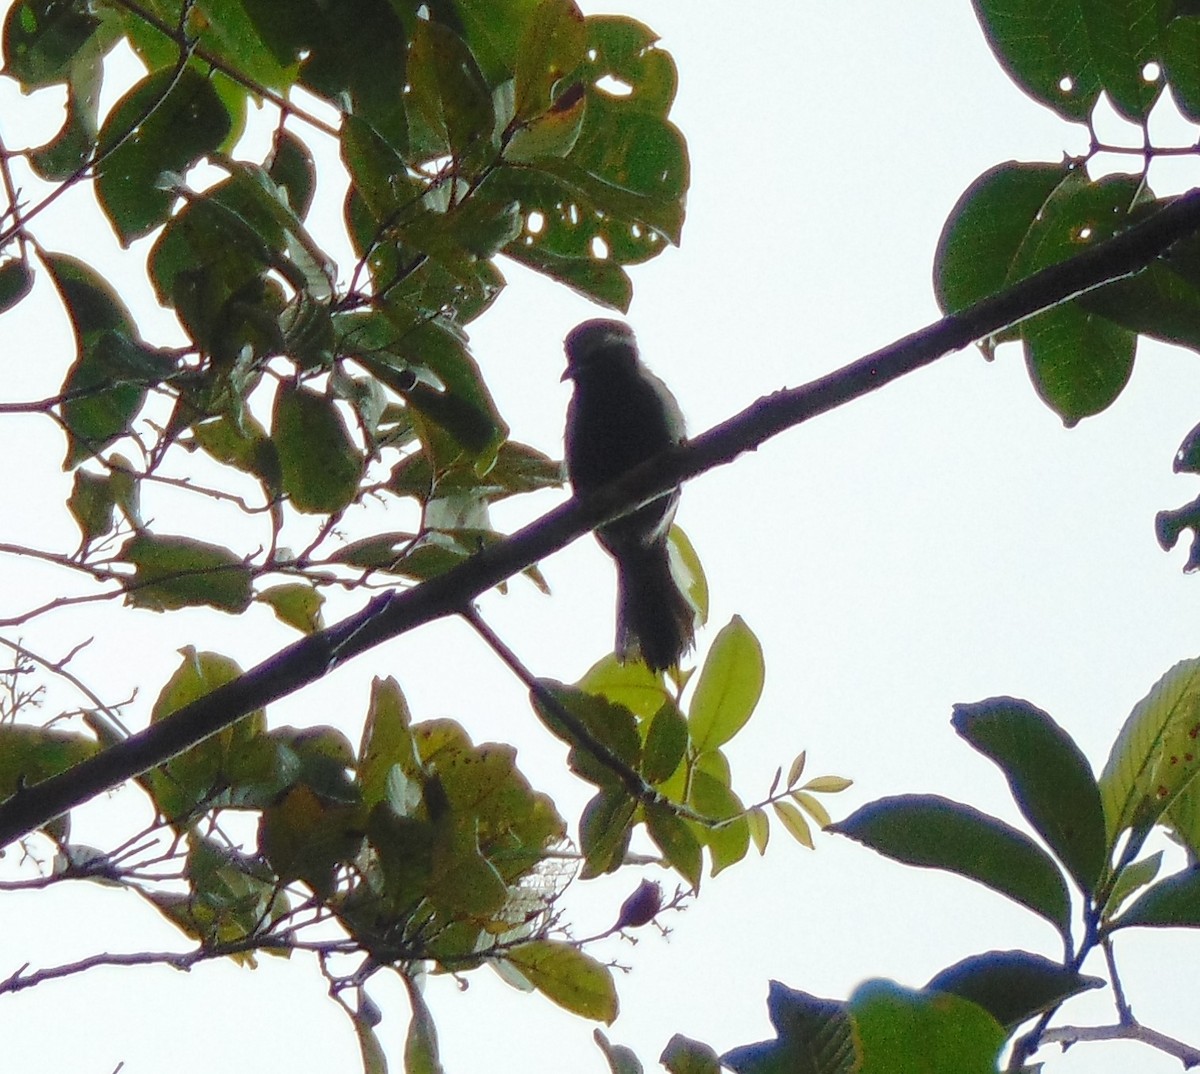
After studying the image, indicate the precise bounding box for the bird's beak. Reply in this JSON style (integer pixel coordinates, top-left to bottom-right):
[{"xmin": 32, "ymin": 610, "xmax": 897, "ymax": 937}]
[{"xmin": 560, "ymin": 366, "xmax": 574, "ymax": 382}]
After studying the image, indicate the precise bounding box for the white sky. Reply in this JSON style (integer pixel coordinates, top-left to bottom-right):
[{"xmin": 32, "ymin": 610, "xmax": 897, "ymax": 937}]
[{"xmin": 2, "ymin": 2, "xmax": 1199, "ymax": 1072}]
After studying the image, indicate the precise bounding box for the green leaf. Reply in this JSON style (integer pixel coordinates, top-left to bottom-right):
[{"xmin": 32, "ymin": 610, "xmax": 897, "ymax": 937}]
[
  {"xmin": 142, "ymin": 647, "xmax": 265, "ymax": 821},
  {"xmin": 273, "ymin": 382, "xmax": 363, "ymax": 514},
  {"xmin": 659, "ymin": 1034, "xmax": 722, "ymax": 1074},
  {"xmin": 577, "ymin": 653, "xmax": 672, "ymax": 719},
  {"xmin": 850, "ymin": 979, "xmax": 1005, "ymax": 1073},
  {"xmin": 358, "ymin": 677, "xmax": 422, "ymax": 811},
  {"xmin": 1009, "ymin": 170, "xmax": 1144, "ymax": 422},
  {"xmin": 503, "ymin": 232, "xmax": 633, "ymax": 309},
  {"xmin": 688, "ymin": 616, "xmax": 764, "ymax": 751},
  {"xmin": 951, "ymin": 697, "xmax": 1107, "ymax": 895},
  {"xmin": 149, "ymin": 161, "xmax": 334, "ymax": 354},
  {"xmin": 642, "ymin": 703, "xmax": 688, "ymax": 785},
  {"xmin": 292, "ymin": 0, "xmax": 410, "ymax": 150},
  {"xmin": 41, "ymin": 253, "xmax": 172, "ymax": 466},
  {"xmin": 1103, "ymin": 850, "xmax": 1163, "ymax": 917},
  {"xmin": 96, "ymin": 67, "xmax": 232, "ymax": 245},
  {"xmin": 503, "ymin": 82, "xmax": 586, "ymax": 163},
  {"xmin": 189, "ymin": 412, "xmax": 280, "ymax": 488},
  {"xmin": 669, "ymin": 525, "xmax": 709, "ymax": 628},
  {"xmin": 349, "ymin": 998, "xmax": 388, "ymax": 1074},
  {"xmin": 121, "ymin": 533, "xmax": 252, "ymax": 612},
  {"xmin": 721, "ymin": 981, "xmax": 856, "ymax": 1074},
  {"xmin": 0, "ymin": 258, "xmax": 34, "ymax": 313},
  {"xmin": 260, "ymin": 782, "xmax": 362, "ymax": 895},
  {"xmin": 151, "ymin": 647, "xmax": 250, "ymax": 722},
  {"xmin": 1079, "ymin": 254, "xmax": 1200, "ymax": 355},
  {"xmin": 387, "ymin": 437, "xmax": 562, "ymax": 505},
  {"xmin": 1023, "ymin": 299, "xmax": 1135, "ymax": 426},
  {"xmin": 579, "ymin": 789, "xmax": 635, "ymax": 877},
  {"xmin": 936, "ymin": 162, "xmax": 1142, "ymax": 421},
  {"xmin": 28, "ymin": 74, "xmax": 98, "ymax": 179},
  {"xmin": 926, "ymin": 950, "xmax": 1103, "ymax": 1030},
  {"xmin": 451, "ymin": 0, "xmax": 546, "ymax": 80},
  {"xmin": 193, "ymin": 0, "xmax": 297, "ymax": 93},
  {"xmin": 2, "ymin": 0, "xmax": 111, "ymax": 87},
  {"xmin": 178, "ymin": 831, "xmax": 287, "ymax": 947},
  {"xmin": 690, "ymin": 771, "xmax": 749, "ymax": 875},
  {"xmin": 585, "ymin": 15, "xmax": 679, "ymax": 112},
  {"xmin": 831, "ymin": 794, "xmax": 1072, "ymax": 934},
  {"xmin": 340, "ymin": 113, "xmax": 420, "ymax": 223},
  {"xmin": 367, "ymin": 317, "xmax": 507, "ymax": 462},
  {"xmin": 1114, "ymin": 866, "xmax": 1200, "ymax": 928},
  {"xmin": 1076, "ymin": 0, "xmax": 1165, "ymax": 120},
  {"xmin": 403, "ymin": 973, "xmax": 445, "ymax": 1074},
  {"xmin": 595, "ymin": 1029, "xmax": 644, "ymax": 1074},
  {"xmin": 256, "ymin": 582, "xmax": 325, "ymax": 633},
  {"xmin": 934, "ymin": 161, "xmax": 1070, "ymax": 316},
  {"xmin": 60, "ymin": 331, "xmax": 171, "ymax": 466},
  {"xmin": 67, "ymin": 469, "xmax": 117, "ymax": 550},
  {"xmin": 511, "ymin": 0, "xmax": 587, "ymax": 119},
  {"xmin": 405, "ymin": 720, "xmax": 563, "ymax": 892},
  {"xmin": 406, "ymin": 17, "xmax": 495, "ymax": 163},
  {"xmin": 1098, "ymin": 657, "xmax": 1200, "ymax": 842},
  {"xmin": 645, "ymin": 801, "xmax": 702, "ymax": 887},
  {"xmin": 532, "ymin": 680, "xmax": 641, "ymax": 787},
  {"xmin": 505, "ymin": 940, "xmax": 618, "ymax": 1023},
  {"xmin": 970, "ymin": 0, "xmax": 1104, "ymax": 121},
  {"xmin": 0, "ymin": 724, "xmax": 98, "ymax": 806},
  {"xmin": 267, "ymin": 128, "xmax": 317, "ymax": 218},
  {"xmin": 747, "ymin": 807, "xmax": 770, "ymax": 855},
  {"xmin": 1163, "ymin": 15, "xmax": 1200, "ymax": 121}
]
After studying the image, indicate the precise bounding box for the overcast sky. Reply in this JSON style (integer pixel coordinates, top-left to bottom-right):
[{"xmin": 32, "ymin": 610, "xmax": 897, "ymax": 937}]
[{"xmin": 2, "ymin": 3, "xmax": 1199, "ymax": 1072}]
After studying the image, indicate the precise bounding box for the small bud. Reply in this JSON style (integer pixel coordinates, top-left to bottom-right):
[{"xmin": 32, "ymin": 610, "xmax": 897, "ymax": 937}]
[{"xmin": 613, "ymin": 879, "xmax": 662, "ymax": 930}]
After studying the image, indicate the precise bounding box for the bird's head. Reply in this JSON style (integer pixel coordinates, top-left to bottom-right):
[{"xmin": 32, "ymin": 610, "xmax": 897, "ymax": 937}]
[{"xmin": 562, "ymin": 319, "xmax": 639, "ymax": 381}]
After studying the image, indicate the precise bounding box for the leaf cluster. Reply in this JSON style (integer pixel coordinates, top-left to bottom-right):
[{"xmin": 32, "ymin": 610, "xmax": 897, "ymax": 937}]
[{"xmin": 0, "ymin": 0, "xmax": 686, "ymax": 630}]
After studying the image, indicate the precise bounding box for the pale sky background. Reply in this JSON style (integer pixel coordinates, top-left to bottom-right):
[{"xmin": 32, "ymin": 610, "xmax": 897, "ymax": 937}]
[{"xmin": 2, "ymin": 2, "xmax": 1199, "ymax": 1072}]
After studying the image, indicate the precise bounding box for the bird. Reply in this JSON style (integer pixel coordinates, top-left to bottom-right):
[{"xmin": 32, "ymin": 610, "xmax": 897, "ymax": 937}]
[{"xmin": 562, "ymin": 319, "xmax": 695, "ymax": 671}]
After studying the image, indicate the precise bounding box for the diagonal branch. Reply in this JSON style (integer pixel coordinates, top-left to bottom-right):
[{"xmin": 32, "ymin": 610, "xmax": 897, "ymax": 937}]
[{"xmin": 3, "ymin": 187, "xmax": 1200, "ymax": 848}]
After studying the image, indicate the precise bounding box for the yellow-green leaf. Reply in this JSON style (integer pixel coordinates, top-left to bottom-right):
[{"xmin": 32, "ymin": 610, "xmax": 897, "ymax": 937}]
[
  {"xmin": 786, "ymin": 751, "xmax": 807, "ymax": 789},
  {"xmin": 403, "ymin": 974, "xmax": 444, "ymax": 1074},
  {"xmin": 803, "ymin": 775, "xmax": 853, "ymax": 794},
  {"xmin": 688, "ymin": 616, "xmax": 764, "ymax": 751},
  {"xmin": 505, "ymin": 940, "xmax": 618, "ymax": 1023},
  {"xmin": 257, "ymin": 582, "xmax": 325, "ymax": 633},
  {"xmin": 792, "ymin": 791, "xmax": 832, "ymax": 829},
  {"xmin": 747, "ymin": 807, "xmax": 770, "ymax": 855},
  {"xmin": 773, "ymin": 800, "xmax": 814, "ymax": 849}
]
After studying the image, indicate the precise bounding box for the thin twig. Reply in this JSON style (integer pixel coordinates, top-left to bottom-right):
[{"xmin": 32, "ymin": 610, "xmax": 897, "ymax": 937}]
[
  {"xmin": 1039, "ymin": 1022, "xmax": 1200, "ymax": 1068},
  {"xmin": 0, "ymin": 636, "xmax": 131, "ymax": 737},
  {"xmin": 1102, "ymin": 935, "xmax": 1133, "ymax": 1023},
  {"xmin": 107, "ymin": 0, "xmax": 339, "ymax": 137},
  {"xmin": 462, "ymin": 605, "xmax": 663, "ymax": 807}
]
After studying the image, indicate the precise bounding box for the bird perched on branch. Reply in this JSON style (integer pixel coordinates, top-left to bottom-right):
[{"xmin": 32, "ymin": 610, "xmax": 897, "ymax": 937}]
[{"xmin": 562, "ymin": 319, "xmax": 695, "ymax": 671}]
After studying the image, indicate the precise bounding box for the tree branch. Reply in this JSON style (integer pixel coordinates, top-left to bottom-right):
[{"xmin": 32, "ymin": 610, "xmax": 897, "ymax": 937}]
[
  {"xmin": 1039, "ymin": 1022, "xmax": 1200, "ymax": 1068},
  {"xmin": 3, "ymin": 187, "xmax": 1200, "ymax": 847}
]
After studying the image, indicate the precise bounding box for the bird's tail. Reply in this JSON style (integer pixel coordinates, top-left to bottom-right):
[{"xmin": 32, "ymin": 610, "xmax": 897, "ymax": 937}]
[{"xmin": 614, "ymin": 540, "xmax": 696, "ymax": 672}]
